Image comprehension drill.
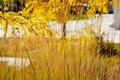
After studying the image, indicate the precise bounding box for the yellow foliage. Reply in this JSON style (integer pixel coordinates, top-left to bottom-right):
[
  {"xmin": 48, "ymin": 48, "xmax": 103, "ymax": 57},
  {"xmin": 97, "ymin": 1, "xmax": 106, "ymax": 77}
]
[
  {"xmin": 87, "ymin": 0, "xmax": 109, "ymax": 18},
  {"xmin": 0, "ymin": 0, "xmax": 119, "ymax": 38}
]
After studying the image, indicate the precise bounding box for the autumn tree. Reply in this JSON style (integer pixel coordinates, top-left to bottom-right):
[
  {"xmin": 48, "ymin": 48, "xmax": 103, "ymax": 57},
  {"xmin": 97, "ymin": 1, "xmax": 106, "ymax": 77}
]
[{"xmin": 0, "ymin": 0, "xmax": 111, "ymax": 38}]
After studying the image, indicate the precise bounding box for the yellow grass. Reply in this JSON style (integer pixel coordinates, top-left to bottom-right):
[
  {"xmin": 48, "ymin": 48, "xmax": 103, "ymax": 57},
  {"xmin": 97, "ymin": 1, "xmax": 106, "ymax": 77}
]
[{"xmin": 0, "ymin": 37, "xmax": 120, "ymax": 80}]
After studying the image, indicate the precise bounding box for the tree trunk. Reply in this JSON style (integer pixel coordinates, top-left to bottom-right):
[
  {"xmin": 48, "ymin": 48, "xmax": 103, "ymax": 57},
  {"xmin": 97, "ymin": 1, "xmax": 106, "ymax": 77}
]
[{"xmin": 62, "ymin": 23, "xmax": 66, "ymax": 38}]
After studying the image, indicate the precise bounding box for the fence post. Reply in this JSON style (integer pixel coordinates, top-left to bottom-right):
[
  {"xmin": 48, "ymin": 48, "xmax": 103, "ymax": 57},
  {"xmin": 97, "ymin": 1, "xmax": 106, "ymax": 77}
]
[{"xmin": 114, "ymin": 2, "xmax": 120, "ymax": 30}]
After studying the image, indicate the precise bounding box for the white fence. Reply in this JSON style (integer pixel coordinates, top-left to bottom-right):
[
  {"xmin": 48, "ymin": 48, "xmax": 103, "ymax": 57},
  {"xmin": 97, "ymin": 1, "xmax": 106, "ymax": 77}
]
[{"xmin": 1, "ymin": 14, "xmax": 120, "ymax": 43}]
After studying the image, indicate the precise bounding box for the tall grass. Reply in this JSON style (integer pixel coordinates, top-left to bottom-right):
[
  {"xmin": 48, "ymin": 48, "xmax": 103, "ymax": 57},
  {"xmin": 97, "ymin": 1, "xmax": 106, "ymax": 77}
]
[{"xmin": 0, "ymin": 36, "xmax": 120, "ymax": 80}]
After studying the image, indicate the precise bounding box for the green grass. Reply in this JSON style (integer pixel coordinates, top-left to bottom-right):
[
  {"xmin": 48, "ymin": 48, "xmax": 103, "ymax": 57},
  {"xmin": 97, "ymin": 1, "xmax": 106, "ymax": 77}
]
[
  {"xmin": 0, "ymin": 1, "xmax": 3, "ymax": 4},
  {"xmin": 113, "ymin": 43, "xmax": 120, "ymax": 50},
  {"xmin": 46, "ymin": 14, "xmax": 87, "ymax": 21},
  {"xmin": 69, "ymin": 14, "xmax": 87, "ymax": 20}
]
